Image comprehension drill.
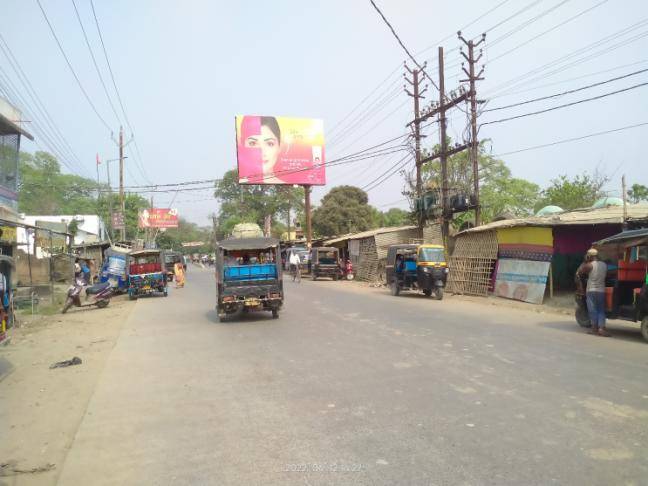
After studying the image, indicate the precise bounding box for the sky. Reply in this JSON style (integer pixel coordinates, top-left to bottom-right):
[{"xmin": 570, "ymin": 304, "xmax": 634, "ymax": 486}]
[{"xmin": 2, "ymin": 0, "xmax": 647, "ymax": 225}]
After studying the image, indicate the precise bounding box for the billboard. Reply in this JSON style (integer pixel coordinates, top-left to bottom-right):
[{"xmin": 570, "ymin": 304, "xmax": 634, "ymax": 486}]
[
  {"xmin": 138, "ymin": 208, "xmax": 179, "ymax": 229},
  {"xmin": 494, "ymin": 259, "xmax": 550, "ymax": 305},
  {"xmin": 111, "ymin": 212, "xmax": 125, "ymax": 230},
  {"xmin": 235, "ymin": 115, "xmax": 325, "ymax": 185}
]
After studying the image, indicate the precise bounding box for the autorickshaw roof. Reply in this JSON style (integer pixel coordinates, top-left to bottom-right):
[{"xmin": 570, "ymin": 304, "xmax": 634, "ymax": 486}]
[{"xmin": 218, "ymin": 237, "xmax": 280, "ymax": 251}]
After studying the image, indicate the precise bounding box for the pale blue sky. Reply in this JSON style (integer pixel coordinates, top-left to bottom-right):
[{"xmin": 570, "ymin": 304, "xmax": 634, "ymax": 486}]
[{"xmin": 2, "ymin": 0, "xmax": 647, "ymax": 224}]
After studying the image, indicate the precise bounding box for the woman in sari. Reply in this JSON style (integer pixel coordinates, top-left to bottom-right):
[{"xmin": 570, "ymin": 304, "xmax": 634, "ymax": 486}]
[{"xmin": 174, "ymin": 262, "xmax": 185, "ymax": 288}]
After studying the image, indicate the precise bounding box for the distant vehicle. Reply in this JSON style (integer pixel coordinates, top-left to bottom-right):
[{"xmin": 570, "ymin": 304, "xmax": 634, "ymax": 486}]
[
  {"xmin": 128, "ymin": 249, "xmax": 168, "ymax": 299},
  {"xmin": 386, "ymin": 244, "xmax": 448, "ymax": 299},
  {"xmin": 164, "ymin": 251, "xmax": 183, "ymax": 281},
  {"xmin": 575, "ymin": 228, "xmax": 648, "ymax": 341},
  {"xmin": 310, "ymin": 247, "xmax": 339, "ymax": 281},
  {"xmin": 216, "ymin": 237, "xmax": 283, "ymax": 321},
  {"xmin": 284, "ymin": 246, "xmax": 309, "ymax": 271}
]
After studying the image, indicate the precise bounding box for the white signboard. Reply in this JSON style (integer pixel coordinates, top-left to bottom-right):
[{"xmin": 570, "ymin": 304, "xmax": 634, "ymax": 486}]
[
  {"xmin": 495, "ymin": 259, "xmax": 550, "ymax": 305},
  {"xmin": 349, "ymin": 240, "xmax": 360, "ymax": 257}
]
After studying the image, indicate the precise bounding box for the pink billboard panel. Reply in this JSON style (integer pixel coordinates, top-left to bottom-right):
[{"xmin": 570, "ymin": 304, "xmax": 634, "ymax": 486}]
[
  {"xmin": 235, "ymin": 115, "xmax": 325, "ymax": 185},
  {"xmin": 138, "ymin": 208, "xmax": 179, "ymax": 228}
]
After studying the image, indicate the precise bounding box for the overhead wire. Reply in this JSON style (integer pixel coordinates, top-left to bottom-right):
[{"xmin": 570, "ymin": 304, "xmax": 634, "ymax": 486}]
[
  {"xmin": 493, "ymin": 121, "xmax": 648, "ymax": 157},
  {"xmin": 484, "ymin": 68, "xmax": 648, "ymax": 112},
  {"xmin": 89, "ymin": 0, "xmax": 153, "ymax": 185},
  {"xmin": 36, "ymin": 0, "xmax": 112, "ymax": 132}
]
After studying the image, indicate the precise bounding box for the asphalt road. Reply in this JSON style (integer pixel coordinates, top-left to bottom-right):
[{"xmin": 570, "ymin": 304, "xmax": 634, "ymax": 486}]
[{"xmin": 58, "ymin": 267, "xmax": 648, "ymax": 486}]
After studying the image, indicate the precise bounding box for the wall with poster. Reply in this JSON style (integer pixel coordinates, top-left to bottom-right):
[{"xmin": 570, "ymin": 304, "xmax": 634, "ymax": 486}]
[
  {"xmin": 495, "ymin": 259, "xmax": 551, "ymax": 304},
  {"xmin": 235, "ymin": 115, "xmax": 325, "ymax": 185}
]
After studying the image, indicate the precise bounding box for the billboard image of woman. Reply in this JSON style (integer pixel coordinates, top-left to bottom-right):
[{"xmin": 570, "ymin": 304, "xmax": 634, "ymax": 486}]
[{"xmin": 235, "ymin": 115, "xmax": 325, "ymax": 185}]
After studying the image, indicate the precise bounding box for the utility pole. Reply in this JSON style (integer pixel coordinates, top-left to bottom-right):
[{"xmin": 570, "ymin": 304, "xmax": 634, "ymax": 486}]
[
  {"xmin": 459, "ymin": 32, "xmax": 486, "ymax": 226},
  {"xmin": 404, "ymin": 62, "xmax": 427, "ymax": 238},
  {"xmin": 112, "ymin": 126, "xmax": 133, "ymax": 242},
  {"xmin": 304, "ymin": 185, "xmax": 312, "ymax": 248},
  {"xmin": 118, "ymin": 126, "xmax": 125, "ymax": 241},
  {"xmin": 622, "ymin": 175, "xmax": 628, "ymax": 230},
  {"xmin": 438, "ymin": 46, "xmax": 450, "ymax": 240}
]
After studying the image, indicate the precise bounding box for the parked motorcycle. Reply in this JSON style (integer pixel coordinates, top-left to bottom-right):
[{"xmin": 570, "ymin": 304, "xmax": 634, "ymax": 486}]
[
  {"xmin": 62, "ymin": 277, "xmax": 113, "ymax": 314},
  {"xmin": 339, "ymin": 259, "xmax": 355, "ymax": 280}
]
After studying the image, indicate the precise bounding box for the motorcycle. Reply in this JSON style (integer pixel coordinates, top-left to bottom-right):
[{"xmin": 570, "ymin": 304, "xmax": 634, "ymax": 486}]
[
  {"xmin": 62, "ymin": 277, "xmax": 113, "ymax": 314},
  {"xmin": 338, "ymin": 259, "xmax": 355, "ymax": 280}
]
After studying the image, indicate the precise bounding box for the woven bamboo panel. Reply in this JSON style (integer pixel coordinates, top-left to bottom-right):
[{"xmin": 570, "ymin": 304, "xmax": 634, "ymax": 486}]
[
  {"xmin": 356, "ymin": 236, "xmax": 379, "ymax": 281},
  {"xmin": 447, "ymin": 230, "xmax": 498, "ymax": 296},
  {"xmin": 423, "ymin": 224, "xmax": 443, "ymax": 245}
]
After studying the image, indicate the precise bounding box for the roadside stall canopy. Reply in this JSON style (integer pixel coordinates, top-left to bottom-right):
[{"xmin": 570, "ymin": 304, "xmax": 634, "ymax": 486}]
[
  {"xmin": 594, "ymin": 228, "xmax": 648, "ymax": 248},
  {"xmin": 217, "ymin": 237, "xmax": 279, "ymax": 251}
]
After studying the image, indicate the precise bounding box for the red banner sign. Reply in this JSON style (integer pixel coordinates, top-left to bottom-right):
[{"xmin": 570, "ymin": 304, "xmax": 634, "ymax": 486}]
[{"xmin": 138, "ymin": 208, "xmax": 178, "ymax": 228}]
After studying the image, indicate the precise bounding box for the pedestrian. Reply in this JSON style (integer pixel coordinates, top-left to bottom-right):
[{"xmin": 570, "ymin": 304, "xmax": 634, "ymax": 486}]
[
  {"xmin": 576, "ymin": 248, "xmax": 611, "ymax": 337},
  {"xmin": 289, "ymin": 251, "xmax": 301, "ymax": 283},
  {"xmin": 0, "ymin": 269, "xmax": 10, "ymax": 328},
  {"xmin": 174, "ymin": 262, "xmax": 185, "ymax": 288}
]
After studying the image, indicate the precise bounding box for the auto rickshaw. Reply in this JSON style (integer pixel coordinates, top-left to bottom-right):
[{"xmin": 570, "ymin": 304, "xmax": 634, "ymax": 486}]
[
  {"xmin": 127, "ymin": 249, "xmax": 168, "ymax": 299},
  {"xmin": 215, "ymin": 237, "xmax": 283, "ymax": 321},
  {"xmin": 416, "ymin": 244, "xmax": 449, "ymax": 299},
  {"xmin": 574, "ymin": 228, "xmax": 648, "ymax": 342},
  {"xmin": 310, "ymin": 247, "xmax": 339, "ymax": 281},
  {"xmin": 386, "ymin": 243, "xmax": 449, "ymax": 299},
  {"xmin": 386, "ymin": 244, "xmax": 419, "ymax": 296}
]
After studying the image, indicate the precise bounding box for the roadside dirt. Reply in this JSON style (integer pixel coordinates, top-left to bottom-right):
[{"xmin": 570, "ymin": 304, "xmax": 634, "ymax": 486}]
[{"xmin": 0, "ymin": 296, "xmax": 134, "ymax": 486}]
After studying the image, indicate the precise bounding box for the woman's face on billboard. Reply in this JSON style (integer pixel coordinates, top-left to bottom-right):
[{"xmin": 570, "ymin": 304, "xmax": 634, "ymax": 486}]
[{"xmin": 244, "ymin": 124, "xmax": 280, "ymax": 173}]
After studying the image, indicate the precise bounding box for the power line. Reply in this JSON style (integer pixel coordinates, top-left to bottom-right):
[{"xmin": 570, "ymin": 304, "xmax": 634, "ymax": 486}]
[
  {"xmin": 368, "ymin": 0, "xmax": 439, "ymax": 90},
  {"xmin": 89, "ymin": 0, "xmax": 152, "ymax": 184},
  {"xmin": 484, "ymin": 68, "xmax": 648, "ymax": 112},
  {"xmin": 0, "ymin": 33, "xmax": 87, "ymax": 174},
  {"xmin": 71, "ymin": 0, "xmax": 122, "ymax": 125},
  {"xmin": 36, "ymin": 0, "xmax": 112, "ymax": 132},
  {"xmin": 488, "ymin": 0, "xmax": 609, "ymax": 64},
  {"xmin": 494, "ymin": 121, "xmax": 648, "ymax": 157},
  {"xmin": 482, "ymin": 81, "xmax": 648, "ymax": 126}
]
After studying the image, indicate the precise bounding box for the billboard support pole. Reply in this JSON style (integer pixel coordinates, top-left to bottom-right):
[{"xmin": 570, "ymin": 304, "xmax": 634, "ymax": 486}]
[
  {"xmin": 119, "ymin": 126, "xmax": 125, "ymax": 241},
  {"xmin": 304, "ymin": 185, "xmax": 312, "ymax": 248}
]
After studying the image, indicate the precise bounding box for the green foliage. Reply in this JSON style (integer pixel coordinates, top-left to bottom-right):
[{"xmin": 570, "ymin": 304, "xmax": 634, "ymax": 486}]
[
  {"xmin": 312, "ymin": 185, "xmax": 376, "ymax": 237},
  {"xmin": 377, "ymin": 207, "xmax": 412, "ymax": 227},
  {"xmin": 213, "ymin": 169, "xmax": 304, "ymax": 239},
  {"xmin": 413, "ymin": 140, "xmax": 540, "ymax": 226},
  {"xmin": 628, "ymin": 183, "xmax": 648, "ymax": 204},
  {"xmin": 18, "ymin": 151, "xmax": 152, "ymax": 240},
  {"xmin": 18, "ymin": 151, "xmax": 98, "ymax": 214},
  {"xmin": 156, "ymin": 218, "xmax": 213, "ymax": 254},
  {"xmin": 536, "ymin": 173, "xmax": 608, "ymax": 211}
]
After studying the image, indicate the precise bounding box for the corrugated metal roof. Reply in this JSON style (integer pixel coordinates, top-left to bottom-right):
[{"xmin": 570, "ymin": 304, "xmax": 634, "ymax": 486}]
[
  {"xmin": 459, "ymin": 204, "xmax": 648, "ymax": 235},
  {"xmin": 324, "ymin": 225, "xmax": 418, "ymax": 245}
]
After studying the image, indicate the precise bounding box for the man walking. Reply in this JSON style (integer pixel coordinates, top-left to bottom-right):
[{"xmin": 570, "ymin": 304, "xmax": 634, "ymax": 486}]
[
  {"xmin": 289, "ymin": 251, "xmax": 301, "ymax": 283},
  {"xmin": 576, "ymin": 248, "xmax": 611, "ymax": 337}
]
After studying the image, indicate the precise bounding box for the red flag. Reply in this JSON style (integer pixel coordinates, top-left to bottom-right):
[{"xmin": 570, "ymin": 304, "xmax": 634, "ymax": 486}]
[{"xmin": 96, "ymin": 153, "xmax": 101, "ymax": 166}]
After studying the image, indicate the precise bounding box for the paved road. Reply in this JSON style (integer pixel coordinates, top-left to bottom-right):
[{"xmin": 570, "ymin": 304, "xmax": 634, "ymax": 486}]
[{"xmin": 58, "ymin": 267, "xmax": 648, "ymax": 486}]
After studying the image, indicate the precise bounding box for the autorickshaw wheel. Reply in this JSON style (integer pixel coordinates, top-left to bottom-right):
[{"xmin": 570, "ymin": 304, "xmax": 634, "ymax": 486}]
[
  {"xmin": 272, "ymin": 309, "xmax": 279, "ymax": 319},
  {"xmin": 390, "ymin": 281, "xmax": 400, "ymax": 296},
  {"xmin": 423, "ymin": 289, "xmax": 432, "ymax": 297},
  {"xmin": 575, "ymin": 306, "xmax": 591, "ymax": 328},
  {"xmin": 641, "ymin": 317, "xmax": 648, "ymax": 343},
  {"xmin": 218, "ymin": 314, "xmax": 226, "ymax": 323},
  {"xmin": 435, "ymin": 288, "xmax": 444, "ymax": 300}
]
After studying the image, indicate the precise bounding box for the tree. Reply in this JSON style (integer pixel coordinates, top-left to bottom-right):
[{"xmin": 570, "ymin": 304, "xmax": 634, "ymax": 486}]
[
  {"xmin": 156, "ymin": 218, "xmax": 213, "ymax": 254},
  {"xmin": 213, "ymin": 169, "xmax": 304, "ymax": 239},
  {"xmin": 628, "ymin": 183, "xmax": 648, "ymax": 204},
  {"xmin": 405, "ymin": 140, "xmax": 540, "ymax": 226},
  {"xmin": 380, "ymin": 207, "xmax": 412, "ymax": 227},
  {"xmin": 312, "ymin": 185, "xmax": 376, "ymax": 237},
  {"xmin": 536, "ymin": 172, "xmax": 609, "ymax": 211}
]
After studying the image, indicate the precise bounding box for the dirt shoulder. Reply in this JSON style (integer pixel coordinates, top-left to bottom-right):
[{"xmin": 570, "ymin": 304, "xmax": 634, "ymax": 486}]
[{"xmin": 0, "ymin": 296, "xmax": 135, "ymax": 486}]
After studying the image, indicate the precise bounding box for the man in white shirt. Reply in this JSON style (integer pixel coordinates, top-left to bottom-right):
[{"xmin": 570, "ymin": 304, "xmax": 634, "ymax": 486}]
[{"xmin": 289, "ymin": 251, "xmax": 301, "ymax": 282}]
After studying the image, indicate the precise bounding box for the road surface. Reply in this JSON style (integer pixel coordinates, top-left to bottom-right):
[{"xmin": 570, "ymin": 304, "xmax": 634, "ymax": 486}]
[{"xmin": 57, "ymin": 267, "xmax": 648, "ymax": 485}]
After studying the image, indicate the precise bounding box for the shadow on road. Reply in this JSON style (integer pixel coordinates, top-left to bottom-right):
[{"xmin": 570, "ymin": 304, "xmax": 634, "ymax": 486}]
[
  {"xmin": 538, "ymin": 320, "xmax": 645, "ymax": 343},
  {"xmin": 205, "ymin": 309, "xmax": 277, "ymax": 325}
]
